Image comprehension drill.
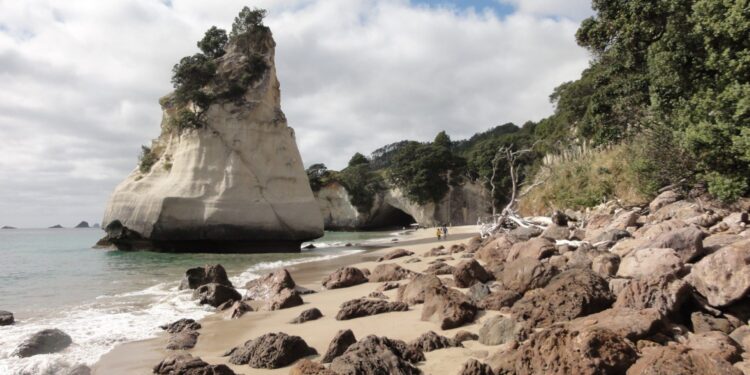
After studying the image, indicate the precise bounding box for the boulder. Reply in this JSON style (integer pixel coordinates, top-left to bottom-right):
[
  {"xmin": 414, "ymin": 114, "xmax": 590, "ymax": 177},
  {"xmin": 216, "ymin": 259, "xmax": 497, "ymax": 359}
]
[
  {"xmin": 466, "ymin": 236, "xmax": 483, "ymax": 253},
  {"xmin": 322, "ymin": 329, "xmax": 357, "ymax": 363},
  {"xmin": 179, "ymin": 264, "xmax": 232, "ymax": 290},
  {"xmin": 458, "ymin": 359, "xmax": 495, "ymax": 375},
  {"xmin": 14, "ymin": 329, "xmax": 73, "ymax": 357},
  {"xmin": 193, "ymin": 283, "xmax": 241, "ymax": 307},
  {"xmin": 228, "ymin": 332, "xmax": 317, "ymax": 368},
  {"xmin": 704, "ymin": 233, "xmax": 744, "ymax": 253},
  {"xmin": 0, "ymin": 310, "xmax": 14, "ymax": 326},
  {"xmin": 226, "ymin": 301, "xmax": 253, "ymax": 319},
  {"xmin": 475, "ymin": 234, "xmax": 516, "ymax": 265},
  {"xmin": 266, "ymin": 287, "xmax": 303, "ymax": 310},
  {"xmin": 166, "ymin": 330, "xmax": 199, "ymax": 350},
  {"xmin": 509, "ymin": 226, "xmax": 543, "ymax": 240},
  {"xmin": 477, "ymin": 290, "xmax": 521, "ymax": 311},
  {"xmin": 540, "ymin": 224, "xmax": 570, "ymax": 241},
  {"xmin": 686, "ymin": 331, "xmax": 742, "ymax": 362},
  {"xmin": 641, "ymin": 226, "xmax": 706, "ymax": 262},
  {"xmin": 378, "ymin": 248, "xmax": 414, "ymax": 262},
  {"xmin": 649, "ymin": 190, "xmax": 682, "ymax": 212},
  {"xmin": 616, "ymin": 248, "xmax": 684, "ymax": 279},
  {"xmin": 591, "ymin": 252, "xmax": 620, "ymax": 278},
  {"xmin": 336, "ymin": 298, "xmax": 408, "ymax": 320},
  {"xmin": 291, "ymin": 308, "xmax": 323, "ymax": 324},
  {"xmin": 589, "ymin": 229, "xmax": 631, "ymax": 247},
  {"xmin": 329, "ymin": 335, "xmax": 423, "ymax": 375},
  {"xmin": 425, "ymin": 262, "xmax": 455, "ymax": 276},
  {"xmin": 510, "ymin": 269, "xmax": 614, "ymax": 328},
  {"xmin": 731, "ymin": 326, "xmax": 750, "ymax": 352},
  {"xmin": 613, "ymin": 273, "xmax": 690, "ymax": 316},
  {"xmin": 627, "ymin": 344, "xmax": 741, "ymax": 375},
  {"xmin": 369, "ymin": 264, "xmax": 416, "ymax": 282},
  {"xmin": 495, "ymin": 257, "xmax": 558, "ymax": 294},
  {"xmin": 478, "ymin": 315, "xmax": 527, "ymax": 345},
  {"xmin": 245, "ymin": 268, "xmax": 295, "ymax": 300},
  {"xmin": 322, "ymin": 267, "xmax": 368, "ymax": 289},
  {"xmin": 424, "ymin": 246, "xmax": 448, "ymax": 257},
  {"xmin": 377, "ymin": 282, "xmax": 400, "ymax": 292},
  {"xmin": 453, "ymin": 331, "xmax": 479, "ymax": 343},
  {"xmin": 688, "ymin": 239, "xmax": 750, "ymax": 307},
  {"xmin": 421, "ymin": 285, "xmax": 478, "ymax": 329},
  {"xmin": 368, "ymin": 291, "xmax": 387, "ymax": 299},
  {"xmin": 651, "ymin": 200, "xmax": 702, "ymax": 222},
  {"xmin": 493, "ymin": 327, "xmax": 637, "ymax": 375},
  {"xmin": 397, "ymin": 274, "xmax": 443, "ymax": 305},
  {"xmin": 506, "ymin": 237, "xmax": 555, "ymax": 261},
  {"xmin": 154, "ymin": 354, "xmax": 236, "ymax": 375},
  {"xmin": 289, "ymin": 359, "xmax": 336, "ymax": 375},
  {"xmin": 160, "ymin": 318, "xmax": 201, "ymax": 333},
  {"xmin": 453, "ymin": 259, "xmax": 493, "ymax": 288},
  {"xmin": 691, "ymin": 311, "xmax": 735, "ymax": 334},
  {"xmin": 635, "ymin": 219, "xmax": 688, "ymax": 239},
  {"xmin": 408, "ymin": 331, "xmax": 461, "ymax": 352},
  {"xmin": 566, "ymin": 307, "xmax": 662, "ymax": 341}
]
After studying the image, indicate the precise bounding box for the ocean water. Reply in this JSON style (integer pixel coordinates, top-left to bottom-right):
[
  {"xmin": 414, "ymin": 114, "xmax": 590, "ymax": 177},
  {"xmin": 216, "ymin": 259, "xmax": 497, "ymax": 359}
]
[{"xmin": 0, "ymin": 228, "xmax": 398, "ymax": 375}]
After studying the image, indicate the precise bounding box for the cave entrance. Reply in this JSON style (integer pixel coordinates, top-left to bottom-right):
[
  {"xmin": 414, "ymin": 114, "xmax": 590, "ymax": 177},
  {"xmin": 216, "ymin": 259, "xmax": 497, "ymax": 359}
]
[{"xmin": 366, "ymin": 204, "xmax": 416, "ymax": 229}]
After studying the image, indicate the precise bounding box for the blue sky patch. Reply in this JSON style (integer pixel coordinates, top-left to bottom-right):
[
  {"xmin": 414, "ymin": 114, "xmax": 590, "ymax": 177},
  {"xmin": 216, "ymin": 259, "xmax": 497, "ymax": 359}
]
[{"xmin": 411, "ymin": 0, "xmax": 515, "ymax": 16}]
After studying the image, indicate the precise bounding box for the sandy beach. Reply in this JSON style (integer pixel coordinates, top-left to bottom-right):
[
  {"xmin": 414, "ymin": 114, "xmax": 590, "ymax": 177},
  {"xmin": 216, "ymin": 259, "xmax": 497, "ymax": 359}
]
[{"xmin": 93, "ymin": 225, "xmax": 493, "ymax": 374}]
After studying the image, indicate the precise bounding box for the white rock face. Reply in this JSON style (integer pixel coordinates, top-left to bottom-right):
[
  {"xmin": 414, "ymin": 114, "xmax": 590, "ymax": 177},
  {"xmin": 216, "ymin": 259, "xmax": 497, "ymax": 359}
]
[{"xmin": 102, "ymin": 30, "xmax": 323, "ymax": 252}]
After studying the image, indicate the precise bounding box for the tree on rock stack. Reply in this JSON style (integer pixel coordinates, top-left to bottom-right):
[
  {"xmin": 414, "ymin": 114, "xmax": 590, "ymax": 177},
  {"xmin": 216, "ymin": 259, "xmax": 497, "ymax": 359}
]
[{"xmin": 99, "ymin": 7, "xmax": 324, "ymax": 253}]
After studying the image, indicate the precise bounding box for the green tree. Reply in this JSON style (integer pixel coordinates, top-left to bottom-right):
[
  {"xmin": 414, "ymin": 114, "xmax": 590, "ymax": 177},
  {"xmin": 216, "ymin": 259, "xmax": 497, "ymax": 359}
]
[
  {"xmin": 339, "ymin": 155, "xmax": 383, "ymax": 212},
  {"xmin": 197, "ymin": 26, "xmax": 228, "ymax": 59},
  {"xmin": 433, "ymin": 131, "xmax": 451, "ymax": 149},
  {"xmin": 231, "ymin": 7, "xmax": 267, "ymax": 38},
  {"xmin": 171, "ymin": 53, "xmax": 216, "ymax": 108},
  {"xmin": 388, "ymin": 140, "xmax": 462, "ymax": 205}
]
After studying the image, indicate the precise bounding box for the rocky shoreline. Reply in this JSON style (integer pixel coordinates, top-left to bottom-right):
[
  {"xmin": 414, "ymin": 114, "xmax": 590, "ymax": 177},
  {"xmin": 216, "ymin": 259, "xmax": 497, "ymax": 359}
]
[{"xmin": 86, "ymin": 193, "xmax": 750, "ymax": 374}]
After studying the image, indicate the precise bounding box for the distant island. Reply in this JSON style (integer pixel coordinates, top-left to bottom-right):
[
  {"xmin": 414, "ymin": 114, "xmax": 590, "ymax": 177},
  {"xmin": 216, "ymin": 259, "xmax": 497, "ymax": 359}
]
[
  {"xmin": 48, "ymin": 225, "xmax": 63, "ymax": 229},
  {"xmin": 75, "ymin": 221, "xmax": 90, "ymax": 229},
  {"xmin": 1, "ymin": 225, "xmax": 16, "ymax": 230}
]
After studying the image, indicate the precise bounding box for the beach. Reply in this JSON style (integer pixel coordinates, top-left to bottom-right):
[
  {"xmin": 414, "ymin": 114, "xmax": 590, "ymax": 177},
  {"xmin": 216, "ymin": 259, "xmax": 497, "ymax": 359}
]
[{"xmin": 93, "ymin": 225, "xmax": 489, "ymax": 374}]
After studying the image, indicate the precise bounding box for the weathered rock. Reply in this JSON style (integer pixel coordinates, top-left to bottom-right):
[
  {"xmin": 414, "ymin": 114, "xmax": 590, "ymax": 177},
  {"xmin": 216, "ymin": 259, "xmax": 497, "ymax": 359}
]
[
  {"xmin": 245, "ymin": 268, "xmax": 295, "ymax": 300},
  {"xmin": 477, "ymin": 290, "xmax": 521, "ymax": 311},
  {"xmin": 329, "ymin": 335, "xmax": 423, "ymax": 375},
  {"xmin": 322, "ymin": 329, "xmax": 357, "ymax": 363},
  {"xmin": 408, "ymin": 331, "xmax": 461, "ymax": 352},
  {"xmin": 478, "ymin": 315, "xmax": 527, "ymax": 345},
  {"xmin": 608, "ymin": 278, "xmax": 631, "ymax": 296},
  {"xmin": 591, "ymin": 252, "xmax": 620, "ymax": 278},
  {"xmin": 475, "ymin": 234, "xmax": 516, "ymax": 265},
  {"xmin": 540, "ymin": 224, "xmax": 570, "ymax": 241},
  {"xmin": 397, "ymin": 274, "xmax": 443, "ymax": 305},
  {"xmin": 421, "ymin": 285, "xmax": 478, "ymax": 329},
  {"xmin": 495, "ymin": 257, "xmax": 558, "ymax": 294},
  {"xmin": 425, "ymin": 262, "xmax": 455, "ymax": 275},
  {"xmin": 424, "ymin": 246, "xmax": 448, "ymax": 257},
  {"xmin": 322, "ymin": 267, "xmax": 368, "ymax": 289},
  {"xmin": 166, "ymin": 330, "xmax": 199, "ymax": 350},
  {"xmin": 590, "ymin": 229, "xmax": 631, "ymax": 247},
  {"xmin": 0, "ymin": 310, "xmax": 14, "ymax": 326},
  {"xmin": 228, "ymin": 332, "xmax": 317, "ymax": 368},
  {"xmin": 691, "ymin": 311, "xmax": 735, "ymax": 333},
  {"xmin": 509, "ymin": 226, "xmax": 543, "ymax": 240},
  {"xmin": 635, "ymin": 219, "xmax": 688, "ymax": 239},
  {"xmin": 14, "ymin": 329, "xmax": 73, "ymax": 357},
  {"xmin": 650, "ymin": 190, "xmax": 683, "ymax": 212},
  {"xmin": 336, "ymin": 298, "xmax": 408, "ymax": 320},
  {"xmin": 466, "ymin": 282, "xmax": 493, "ymax": 302},
  {"xmin": 179, "ymin": 264, "xmax": 232, "ymax": 290},
  {"xmin": 453, "ymin": 259, "xmax": 493, "ymax": 288},
  {"xmin": 193, "ymin": 283, "xmax": 242, "ymax": 307},
  {"xmin": 101, "ymin": 28, "xmax": 324, "ymax": 252},
  {"xmin": 289, "ymin": 359, "xmax": 336, "ymax": 375},
  {"xmin": 627, "ymin": 344, "xmax": 742, "ymax": 375},
  {"xmin": 704, "ymin": 233, "xmax": 744, "ymax": 253},
  {"xmin": 616, "ymin": 248, "xmax": 684, "ymax": 279},
  {"xmin": 510, "ymin": 269, "xmax": 614, "ymax": 328},
  {"xmin": 731, "ymin": 325, "xmax": 750, "ymax": 352},
  {"xmin": 226, "ymin": 301, "xmax": 253, "ymax": 319},
  {"xmin": 493, "ymin": 327, "xmax": 637, "ymax": 375},
  {"xmin": 457, "ymin": 359, "xmax": 495, "ymax": 375},
  {"xmin": 688, "ymin": 239, "xmax": 750, "ymax": 307},
  {"xmin": 686, "ymin": 331, "xmax": 742, "ymax": 362},
  {"xmin": 378, "ymin": 248, "xmax": 414, "ymax": 262},
  {"xmin": 404, "ymin": 258, "xmax": 422, "ymax": 264},
  {"xmin": 160, "ymin": 318, "xmax": 201, "ymax": 333},
  {"xmin": 613, "ymin": 273, "xmax": 690, "ymax": 316},
  {"xmin": 291, "ymin": 308, "xmax": 323, "ymax": 324},
  {"xmin": 651, "ymin": 200, "xmax": 702, "ymax": 223},
  {"xmin": 154, "ymin": 354, "xmax": 236, "ymax": 375},
  {"xmin": 377, "ymin": 282, "xmax": 400, "ymax": 292},
  {"xmin": 368, "ymin": 291, "xmax": 388, "ymax": 299},
  {"xmin": 266, "ymin": 287, "xmax": 303, "ymax": 310},
  {"xmin": 506, "ymin": 237, "xmax": 555, "ymax": 261},
  {"xmin": 641, "ymin": 226, "xmax": 706, "ymax": 262},
  {"xmin": 369, "ymin": 264, "xmax": 417, "ymax": 282},
  {"xmin": 466, "ymin": 236, "xmax": 483, "ymax": 253},
  {"xmin": 453, "ymin": 331, "xmax": 479, "ymax": 343},
  {"xmin": 566, "ymin": 307, "xmax": 662, "ymax": 341}
]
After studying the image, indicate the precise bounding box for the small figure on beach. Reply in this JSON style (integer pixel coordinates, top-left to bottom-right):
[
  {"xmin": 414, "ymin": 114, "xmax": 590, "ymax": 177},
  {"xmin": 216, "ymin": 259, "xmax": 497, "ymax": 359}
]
[
  {"xmin": 436, "ymin": 227, "xmax": 443, "ymax": 241},
  {"xmin": 442, "ymin": 225, "xmax": 448, "ymax": 240}
]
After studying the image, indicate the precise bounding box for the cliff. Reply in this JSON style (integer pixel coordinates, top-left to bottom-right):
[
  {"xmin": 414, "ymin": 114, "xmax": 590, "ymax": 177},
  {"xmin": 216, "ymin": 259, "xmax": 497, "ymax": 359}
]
[
  {"xmin": 101, "ymin": 27, "xmax": 323, "ymax": 252},
  {"xmin": 315, "ymin": 181, "xmax": 490, "ymax": 230}
]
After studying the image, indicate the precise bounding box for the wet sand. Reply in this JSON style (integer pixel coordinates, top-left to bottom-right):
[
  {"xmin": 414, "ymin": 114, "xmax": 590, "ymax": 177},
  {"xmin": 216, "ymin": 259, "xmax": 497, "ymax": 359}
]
[{"xmin": 93, "ymin": 226, "xmax": 490, "ymax": 374}]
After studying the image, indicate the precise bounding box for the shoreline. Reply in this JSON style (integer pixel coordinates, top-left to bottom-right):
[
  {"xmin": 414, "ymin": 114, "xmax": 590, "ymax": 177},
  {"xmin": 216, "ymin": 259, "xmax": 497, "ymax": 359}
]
[{"xmin": 93, "ymin": 226, "xmax": 482, "ymax": 374}]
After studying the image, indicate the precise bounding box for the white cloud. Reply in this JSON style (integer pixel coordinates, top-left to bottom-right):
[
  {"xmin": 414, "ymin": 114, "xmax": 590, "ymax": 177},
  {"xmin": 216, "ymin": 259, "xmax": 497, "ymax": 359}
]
[
  {"xmin": 0, "ymin": 0, "xmax": 590, "ymax": 227},
  {"xmin": 499, "ymin": 0, "xmax": 593, "ymax": 21}
]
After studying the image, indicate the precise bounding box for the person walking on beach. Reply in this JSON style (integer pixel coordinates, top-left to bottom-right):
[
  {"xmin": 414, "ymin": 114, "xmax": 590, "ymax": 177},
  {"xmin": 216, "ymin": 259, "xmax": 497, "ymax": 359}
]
[
  {"xmin": 442, "ymin": 225, "xmax": 448, "ymax": 240},
  {"xmin": 436, "ymin": 227, "xmax": 442, "ymax": 241}
]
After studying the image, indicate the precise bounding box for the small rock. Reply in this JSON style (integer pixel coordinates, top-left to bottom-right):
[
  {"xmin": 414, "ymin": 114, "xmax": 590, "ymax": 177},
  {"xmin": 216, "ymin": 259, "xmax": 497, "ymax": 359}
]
[
  {"xmin": 691, "ymin": 311, "xmax": 735, "ymax": 334},
  {"xmin": 245, "ymin": 268, "xmax": 296, "ymax": 300},
  {"xmin": 291, "ymin": 308, "xmax": 323, "ymax": 324},
  {"xmin": 160, "ymin": 318, "xmax": 201, "ymax": 333},
  {"xmin": 453, "ymin": 330, "xmax": 479, "ymax": 343},
  {"xmin": 506, "ymin": 237, "xmax": 556, "ymax": 261},
  {"xmin": 408, "ymin": 331, "xmax": 461, "ymax": 352},
  {"xmin": 627, "ymin": 343, "xmax": 741, "ymax": 375},
  {"xmin": 227, "ymin": 301, "xmax": 253, "ymax": 319},
  {"xmin": 0, "ymin": 310, "xmax": 14, "ymax": 326},
  {"xmin": 397, "ymin": 274, "xmax": 443, "ymax": 305},
  {"xmin": 377, "ymin": 282, "xmax": 400, "ymax": 292},
  {"xmin": 453, "ymin": 259, "xmax": 493, "ymax": 288},
  {"xmin": 422, "ymin": 285, "xmax": 478, "ymax": 329},
  {"xmin": 458, "ymin": 359, "xmax": 495, "ymax": 375},
  {"xmin": 14, "ymin": 329, "xmax": 73, "ymax": 357},
  {"xmin": 154, "ymin": 354, "xmax": 235, "ymax": 375},
  {"xmin": 322, "ymin": 267, "xmax": 368, "ymax": 289},
  {"xmin": 179, "ymin": 264, "xmax": 232, "ymax": 290},
  {"xmin": 322, "ymin": 329, "xmax": 357, "ymax": 363},
  {"xmin": 193, "ymin": 283, "xmax": 242, "ymax": 308},
  {"xmin": 425, "ymin": 262, "xmax": 455, "ymax": 275},
  {"xmin": 228, "ymin": 332, "xmax": 317, "ymax": 368},
  {"xmin": 330, "ymin": 335, "xmax": 423, "ymax": 375},
  {"xmin": 64, "ymin": 364, "xmax": 92, "ymax": 375},
  {"xmin": 166, "ymin": 330, "xmax": 199, "ymax": 350},
  {"xmin": 369, "ymin": 264, "xmax": 417, "ymax": 282},
  {"xmin": 266, "ymin": 288, "xmax": 303, "ymax": 310},
  {"xmin": 368, "ymin": 291, "xmax": 388, "ymax": 299},
  {"xmin": 289, "ymin": 359, "xmax": 336, "ymax": 375},
  {"xmin": 378, "ymin": 248, "xmax": 414, "ymax": 262},
  {"xmin": 335, "ymin": 298, "xmax": 408, "ymax": 320},
  {"xmin": 478, "ymin": 289, "xmax": 521, "ymax": 311},
  {"xmin": 479, "ymin": 315, "xmax": 527, "ymax": 345}
]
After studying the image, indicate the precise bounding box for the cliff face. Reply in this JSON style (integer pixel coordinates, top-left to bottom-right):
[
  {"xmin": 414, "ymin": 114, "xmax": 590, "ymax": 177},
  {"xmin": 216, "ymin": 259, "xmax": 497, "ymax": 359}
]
[
  {"xmin": 102, "ymin": 30, "xmax": 324, "ymax": 252},
  {"xmin": 315, "ymin": 181, "xmax": 490, "ymax": 230}
]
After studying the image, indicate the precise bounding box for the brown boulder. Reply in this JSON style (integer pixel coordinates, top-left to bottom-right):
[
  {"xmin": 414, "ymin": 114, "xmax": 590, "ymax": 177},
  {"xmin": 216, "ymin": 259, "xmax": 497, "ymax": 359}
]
[
  {"xmin": 591, "ymin": 252, "xmax": 620, "ymax": 278},
  {"xmin": 510, "ymin": 269, "xmax": 614, "ymax": 328},
  {"xmin": 228, "ymin": 332, "xmax": 317, "ymax": 368},
  {"xmin": 322, "ymin": 329, "xmax": 357, "ymax": 363},
  {"xmin": 397, "ymin": 274, "xmax": 443, "ymax": 305},
  {"xmin": 421, "ymin": 285, "xmax": 478, "ymax": 329},
  {"xmin": 649, "ymin": 190, "xmax": 682, "ymax": 212},
  {"xmin": 154, "ymin": 354, "xmax": 235, "ymax": 375},
  {"xmin": 686, "ymin": 331, "xmax": 742, "ymax": 362},
  {"xmin": 179, "ymin": 264, "xmax": 232, "ymax": 290},
  {"xmin": 226, "ymin": 301, "xmax": 252, "ymax": 319},
  {"xmin": 641, "ymin": 226, "xmax": 706, "ymax": 262},
  {"xmin": 616, "ymin": 248, "xmax": 684, "ymax": 279},
  {"xmin": 245, "ymin": 268, "xmax": 295, "ymax": 300},
  {"xmin": 691, "ymin": 311, "xmax": 735, "ymax": 334},
  {"xmin": 291, "ymin": 308, "xmax": 323, "ymax": 324},
  {"xmin": 476, "ymin": 234, "xmax": 516, "ymax": 265},
  {"xmin": 478, "ymin": 315, "xmax": 528, "ymax": 345},
  {"xmin": 329, "ymin": 335, "xmax": 423, "ymax": 375},
  {"xmin": 335, "ymin": 298, "xmax": 408, "ymax": 320},
  {"xmin": 369, "ymin": 264, "xmax": 417, "ymax": 282},
  {"xmin": 265, "ymin": 287, "xmax": 303, "ymax": 310},
  {"xmin": 193, "ymin": 283, "xmax": 241, "ymax": 308},
  {"xmin": 453, "ymin": 259, "xmax": 493, "ymax": 288},
  {"xmin": 289, "ymin": 359, "xmax": 336, "ymax": 375},
  {"xmin": 408, "ymin": 331, "xmax": 461, "ymax": 352},
  {"xmin": 425, "ymin": 262, "xmax": 455, "ymax": 275},
  {"xmin": 495, "ymin": 257, "xmax": 559, "ymax": 294},
  {"xmin": 378, "ymin": 248, "xmax": 414, "ymax": 262},
  {"xmin": 453, "ymin": 331, "xmax": 479, "ymax": 343},
  {"xmin": 14, "ymin": 329, "xmax": 73, "ymax": 358},
  {"xmin": 626, "ymin": 343, "xmax": 741, "ymax": 375},
  {"xmin": 0, "ymin": 310, "xmax": 13, "ymax": 326},
  {"xmin": 160, "ymin": 318, "xmax": 201, "ymax": 333},
  {"xmin": 458, "ymin": 359, "xmax": 495, "ymax": 375},
  {"xmin": 466, "ymin": 236, "xmax": 483, "ymax": 253},
  {"xmin": 166, "ymin": 330, "xmax": 199, "ymax": 350},
  {"xmin": 613, "ymin": 273, "xmax": 690, "ymax": 316},
  {"xmin": 478, "ymin": 290, "xmax": 521, "ymax": 311},
  {"xmin": 506, "ymin": 237, "xmax": 555, "ymax": 261},
  {"xmin": 566, "ymin": 307, "xmax": 662, "ymax": 341},
  {"xmin": 688, "ymin": 239, "xmax": 750, "ymax": 307},
  {"xmin": 322, "ymin": 267, "xmax": 368, "ymax": 289},
  {"xmin": 540, "ymin": 224, "xmax": 570, "ymax": 241}
]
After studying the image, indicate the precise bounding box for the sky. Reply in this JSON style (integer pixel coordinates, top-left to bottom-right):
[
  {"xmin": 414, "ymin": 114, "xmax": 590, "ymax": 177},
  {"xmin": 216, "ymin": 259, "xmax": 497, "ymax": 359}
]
[{"xmin": 0, "ymin": 0, "xmax": 593, "ymax": 228}]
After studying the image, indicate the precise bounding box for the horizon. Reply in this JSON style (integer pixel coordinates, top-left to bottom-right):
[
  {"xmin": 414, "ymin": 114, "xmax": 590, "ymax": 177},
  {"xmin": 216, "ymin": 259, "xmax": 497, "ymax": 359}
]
[{"xmin": 0, "ymin": 0, "xmax": 592, "ymax": 227}]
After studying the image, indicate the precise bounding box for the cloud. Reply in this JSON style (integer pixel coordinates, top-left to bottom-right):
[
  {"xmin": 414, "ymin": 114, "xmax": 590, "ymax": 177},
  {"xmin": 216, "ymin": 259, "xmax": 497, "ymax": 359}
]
[
  {"xmin": 499, "ymin": 0, "xmax": 593, "ymax": 21},
  {"xmin": 0, "ymin": 0, "xmax": 591, "ymax": 227}
]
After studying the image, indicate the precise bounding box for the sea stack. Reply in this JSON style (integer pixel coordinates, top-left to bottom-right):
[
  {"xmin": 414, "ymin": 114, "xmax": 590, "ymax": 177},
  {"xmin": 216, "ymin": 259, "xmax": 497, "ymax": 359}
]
[{"xmin": 101, "ymin": 16, "xmax": 323, "ymax": 252}]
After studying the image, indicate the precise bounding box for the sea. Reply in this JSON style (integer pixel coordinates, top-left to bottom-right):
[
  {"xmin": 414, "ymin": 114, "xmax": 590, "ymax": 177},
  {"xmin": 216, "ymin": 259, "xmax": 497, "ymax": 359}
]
[{"xmin": 0, "ymin": 228, "xmax": 400, "ymax": 375}]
